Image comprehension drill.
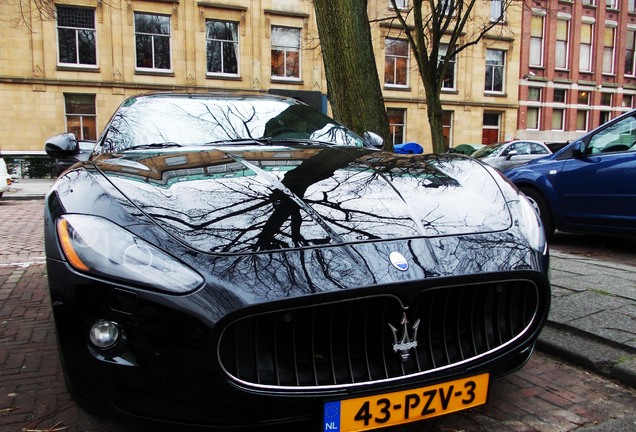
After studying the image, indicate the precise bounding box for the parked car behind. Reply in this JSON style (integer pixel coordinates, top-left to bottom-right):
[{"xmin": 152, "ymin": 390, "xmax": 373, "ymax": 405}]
[
  {"xmin": 472, "ymin": 140, "xmax": 551, "ymax": 171},
  {"xmin": 450, "ymin": 143, "xmax": 484, "ymax": 155},
  {"xmin": 0, "ymin": 158, "xmax": 12, "ymax": 199},
  {"xmin": 43, "ymin": 92, "xmax": 550, "ymax": 431},
  {"xmin": 505, "ymin": 109, "xmax": 636, "ymax": 237}
]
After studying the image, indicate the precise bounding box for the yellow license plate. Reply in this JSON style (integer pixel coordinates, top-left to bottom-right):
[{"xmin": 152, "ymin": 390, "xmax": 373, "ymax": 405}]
[{"xmin": 323, "ymin": 373, "xmax": 489, "ymax": 432}]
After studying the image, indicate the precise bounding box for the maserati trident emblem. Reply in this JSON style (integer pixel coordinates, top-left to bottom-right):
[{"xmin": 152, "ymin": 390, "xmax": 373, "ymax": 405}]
[
  {"xmin": 389, "ymin": 251, "xmax": 408, "ymax": 271},
  {"xmin": 388, "ymin": 313, "xmax": 420, "ymax": 361}
]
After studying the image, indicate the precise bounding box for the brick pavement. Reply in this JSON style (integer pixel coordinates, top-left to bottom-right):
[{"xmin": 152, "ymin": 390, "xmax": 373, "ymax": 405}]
[{"xmin": 1, "ymin": 199, "xmax": 636, "ymax": 432}]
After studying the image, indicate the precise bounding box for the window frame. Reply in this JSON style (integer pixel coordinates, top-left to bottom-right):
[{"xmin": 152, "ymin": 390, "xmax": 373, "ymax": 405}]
[
  {"xmin": 485, "ymin": 49, "xmax": 506, "ymax": 94},
  {"xmin": 439, "ymin": 44, "xmax": 456, "ymax": 91},
  {"xmin": 134, "ymin": 12, "xmax": 172, "ymax": 72},
  {"xmin": 490, "ymin": 0, "xmax": 504, "ymax": 22},
  {"xmin": 56, "ymin": 5, "xmax": 97, "ymax": 68},
  {"xmin": 387, "ymin": 108, "xmax": 406, "ymax": 145},
  {"xmin": 555, "ymin": 19, "xmax": 570, "ymax": 70},
  {"xmin": 626, "ymin": 30, "xmax": 636, "ymax": 77},
  {"xmin": 64, "ymin": 93, "xmax": 97, "ymax": 141},
  {"xmin": 205, "ymin": 19, "xmax": 240, "ymax": 77},
  {"xmin": 603, "ymin": 26, "xmax": 616, "ymax": 75},
  {"xmin": 384, "ymin": 37, "xmax": 410, "ymax": 88},
  {"xmin": 270, "ymin": 26, "xmax": 302, "ymax": 81},
  {"xmin": 529, "ymin": 14, "xmax": 544, "ymax": 67},
  {"xmin": 579, "ymin": 23, "xmax": 594, "ymax": 73}
]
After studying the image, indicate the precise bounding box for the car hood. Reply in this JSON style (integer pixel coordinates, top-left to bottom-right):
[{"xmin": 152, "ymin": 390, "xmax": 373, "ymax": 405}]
[{"xmin": 93, "ymin": 145, "xmax": 513, "ymax": 254}]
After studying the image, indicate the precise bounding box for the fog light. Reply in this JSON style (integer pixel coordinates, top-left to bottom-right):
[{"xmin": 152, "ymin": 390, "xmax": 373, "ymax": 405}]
[{"xmin": 89, "ymin": 320, "xmax": 121, "ymax": 349}]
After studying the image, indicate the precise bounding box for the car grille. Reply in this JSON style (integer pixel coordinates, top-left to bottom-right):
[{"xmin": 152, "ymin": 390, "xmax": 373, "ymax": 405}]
[{"xmin": 218, "ymin": 280, "xmax": 539, "ymax": 390}]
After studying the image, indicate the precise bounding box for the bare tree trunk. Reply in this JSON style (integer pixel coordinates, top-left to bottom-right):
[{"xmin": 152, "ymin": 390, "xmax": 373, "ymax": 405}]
[{"xmin": 313, "ymin": 0, "xmax": 392, "ymax": 150}]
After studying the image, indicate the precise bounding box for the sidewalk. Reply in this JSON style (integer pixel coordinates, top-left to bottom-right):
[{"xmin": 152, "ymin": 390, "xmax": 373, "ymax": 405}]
[
  {"xmin": 2, "ymin": 178, "xmax": 55, "ymax": 200},
  {"xmin": 3, "ymin": 179, "xmax": 636, "ymax": 389}
]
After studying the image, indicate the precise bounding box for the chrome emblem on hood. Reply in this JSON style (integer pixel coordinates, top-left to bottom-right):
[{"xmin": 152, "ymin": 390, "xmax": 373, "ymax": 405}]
[
  {"xmin": 389, "ymin": 251, "xmax": 409, "ymax": 271},
  {"xmin": 388, "ymin": 313, "xmax": 420, "ymax": 361}
]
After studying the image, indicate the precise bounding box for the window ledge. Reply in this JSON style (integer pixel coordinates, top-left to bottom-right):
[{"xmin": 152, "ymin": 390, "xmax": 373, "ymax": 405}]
[
  {"xmin": 57, "ymin": 65, "xmax": 100, "ymax": 73},
  {"xmin": 206, "ymin": 74, "xmax": 242, "ymax": 81},
  {"xmin": 384, "ymin": 85, "xmax": 411, "ymax": 91},
  {"xmin": 135, "ymin": 69, "xmax": 175, "ymax": 77},
  {"xmin": 270, "ymin": 78, "xmax": 303, "ymax": 85}
]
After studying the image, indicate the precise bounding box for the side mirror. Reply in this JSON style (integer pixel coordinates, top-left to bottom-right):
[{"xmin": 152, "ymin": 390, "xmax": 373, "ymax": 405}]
[
  {"xmin": 505, "ymin": 150, "xmax": 518, "ymax": 160},
  {"xmin": 572, "ymin": 140, "xmax": 585, "ymax": 158},
  {"xmin": 45, "ymin": 133, "xmax": 80, "ymax": 159},
  {"xmin": 362, "ymin": 131, "xmax": 384, "ymax": 148}
]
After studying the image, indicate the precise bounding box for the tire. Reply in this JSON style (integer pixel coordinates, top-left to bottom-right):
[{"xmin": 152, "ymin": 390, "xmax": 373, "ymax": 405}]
[{"xmin": 519, "ymin": 186, "xmax": 555, "ymax": 238}]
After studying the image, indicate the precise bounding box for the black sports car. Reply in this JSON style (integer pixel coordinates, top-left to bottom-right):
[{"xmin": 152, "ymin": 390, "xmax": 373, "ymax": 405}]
[{"xmin": 44, "ymin": 92, "xmax": 550, "ymax": 431}]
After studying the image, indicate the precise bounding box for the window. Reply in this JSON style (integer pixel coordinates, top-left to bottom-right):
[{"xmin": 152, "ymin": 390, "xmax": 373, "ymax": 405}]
[
  {"xmin": 579, "ymin": 23, "xmax": 593, "ymax": 72},
  {"xmin": 601, "ymin": 93, "xmax": 612, "ymax": 106},
  {"xmin": 606, "ymin": 0, "xmax": 618, "ymax": 9},
  {"xmin": 582, "ymin": 0, "xmax": 595, "ymax": 5},
  {"xmin": 526, "ymin": 87, "xmax": 541, "ymax": 130},
  {"xmin": 603, "ymin": 27, "xmax": 616, "ymax": 74},
  {"xmin": 553, "ymin": 89, "xmax": 567, "ymax": 104},
  {"xmin": 485, "ymin": 49, "xmax": 505, "ymax": 93},
  {"xmin": 439, "ymin": 44, "xmax": 456, "ymax": 90},
  {"xmin": 577, "ymin": 91, "xmax": 590, "ymax": 105},
  {"xmin": 630, "ymin": 0, "xmax": 636, "ymax": 13},
  {"xmin": 56, "ymin": 6, "xmax": 97, "ymax": 67},
  {"xmin": 442, "ymin": 111, "xmax": 453, "ymax": 148},
  {"xmin": 529, "ymin": 15, "xmax": 544, "ymax": 67},
  {"xmin": 271, "ymin": 26, "xmax": 301, "ymax": 79},
  {"xmin": 626, "ymin": 31, "xmax": 636, "ymax": 76},
  {"xmin": 552, "ymin": 109, "xmax": 564, "ymax": 130},
  {"xmin": 624, "ymin": 95, "xmax": 634, "ymax": 108},
  {"xmin": 206, "ymin": 20, "xmax": 239, "ymax": 76},
  {"xmin": 482, "ymin": 112, "xmax": 501, "ymax": 144},
  {"xmin": 552, "ymin": 89, "xmax": 566, "ymax": 131},
  {"xmin": 387, "ymin": 108, "xmax": 405, "ymax": 145},
  {"xmin": 135, "ymin": 13, "xmax": 171, "ymax": 71},
  {"xmin": 490, "ymin": 0, "xmax": 503, "ymax": 21},
  {"xmin": 390, "ymin": 0, "xmax": 408, "ymax": 9},
  {"xmin": 555, "ymin": 20, "xmax": 569, "ymax": 69},
  {"xmin": 576, "ymin": 110, "xmax": 588, "ymax": 131},
  {"xmin": 440, "ymin": 0, "xmax": 455, "ymax": 16},
  {"xmin": 64, "ymin": 94, "xmax": 96, "ymax": 140},
  {"xmin": 600, "ymin": 111, "xmax": 611, "ymax": 125},
  {"xmin": 588, "ymin": 114, "xmax": 636, "ymax": 155},
  {"xmin": 385, "ymin": 38, "xmax": 409, "ymax": 86}
]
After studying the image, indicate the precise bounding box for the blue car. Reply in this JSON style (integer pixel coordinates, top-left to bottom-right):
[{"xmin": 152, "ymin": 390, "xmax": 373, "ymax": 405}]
[{"xmin": 505, "ymin": 109, "xmax": 636, "ymax": 237}]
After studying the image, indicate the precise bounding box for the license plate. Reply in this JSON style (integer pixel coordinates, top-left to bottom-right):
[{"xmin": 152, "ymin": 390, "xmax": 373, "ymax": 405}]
[{"xmin": 323, "ymin": 373, "xmax": 489, "ymax": 432}]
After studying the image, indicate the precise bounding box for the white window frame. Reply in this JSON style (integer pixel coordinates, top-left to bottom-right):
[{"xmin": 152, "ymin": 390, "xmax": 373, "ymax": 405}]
[
  {"xmin": 384, "ymin": 38, "xmax": 410, "ymax": 87},
  {"xmin": 439, "ymin": 44, "xmax": 456, "ymax": 90},
  {"xmin": 270, "ymin": 26, "xmax": 302, "ymax": 81},
  {"xmin": 603, "ymin": 25, "xmax": 616, "ymax": 75},
  {"xmin": 485, "ymin": 49, "xmax": 506, "ymax": 94},
  {"xmin": 134, "ymin": 12, "xmax": 172, "ymax": 72},
  {"xmin": 579, "ymin": 22, "xmax": 594, "ymax": 73},
  {"xmin": 56, "ymin": 6, "xmax": 97, "ymax": 68},
  {"xmin": 555, "ymin": 18, "xmax": 570, "ymax": 70},
  {"xmin": 205, "ymin": 20, "xmax": 240, "ymax": 77},
  {"xmin": 490, "ymin": 0, "xmax": 504, "ymax": 22},
  {"xmin": 626, "ymin": 30, "xmax": 636, "ymax": 77},
  {"xmin": 529, "ymin": 12, "xmax": 545, "ymax": 67}
]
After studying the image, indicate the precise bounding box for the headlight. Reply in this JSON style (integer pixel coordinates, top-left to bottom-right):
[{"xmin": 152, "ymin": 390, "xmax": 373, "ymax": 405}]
[
  {"xmin": 516, "ymin": 193, "xmax": 547, "ymax": 254},
  {"xmin": 57, "ymin": 214, "xmax": 203, "ymax": 293}
]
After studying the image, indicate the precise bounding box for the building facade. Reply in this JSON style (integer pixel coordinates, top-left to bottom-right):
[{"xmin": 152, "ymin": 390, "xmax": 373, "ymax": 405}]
[
  {"xmin": 517, "ymin": 0, "xmax": 636, "ymax": 143},
  {"xmin": 1, "ymin": 0, "xmax": 522, "ymax": 157}
]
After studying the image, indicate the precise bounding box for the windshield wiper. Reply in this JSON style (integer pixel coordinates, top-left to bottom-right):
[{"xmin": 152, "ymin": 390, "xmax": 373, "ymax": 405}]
[
  {"xmin": 125, "ymin": 142, "xmax": 183, "ymax": 150},
  {"xmin": 205, "ymin": 138, "xmax": 274, "ymax": 146}
]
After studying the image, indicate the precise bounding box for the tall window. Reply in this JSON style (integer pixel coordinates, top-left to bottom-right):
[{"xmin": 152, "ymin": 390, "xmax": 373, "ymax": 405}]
[
  {"xmin": 626, "ymin": 31, "xmax": 636, "ymax": 76},
  {"xmin": 555, "ymin": 20, "xmax": 569, "ymax": 69},
  {"xmin": 442, "ymin": 111, "xmax": 453, "ymax": 148},
  {"xmin": 624, "ymin": 95, "xmax": 634, "ymax": 108},
  {"xmin": 387, "ymin": 108, "xmax": 405, "ymax": 145},
  {"xmin": 490, "ymin": 0, "xmax": 503, "ymax": 21},
  {"xmin": 603, "ymin": 26, "xmax": 616, "ymax": 74},
  {"xmin": 135, "ymin": 13, "xmax": 171, "ymax": 71},
  {"xmin": 600, "ymin": 94, "xmax": 612, "ymax": 125},
  {"xmin": 552, "ymin": 89, "xmax": 566, "ymax": 131},
  {"xmin": 65, "ymin": 94, "xmax": 96, "ymax": 140},
  {"xmin": 390, "ymin": 0, "xmax": 408, "ymax": 9},
  {"xmin": 206, "ymin": 20, "xmax": 239, "ymax": 76},
  {"xmin": 526, "ymin": 87, "xmax": 541, "ymax": 130},
  {"xmin": 576, "ymin": 111, "xmax": 588, "ymax": 131},
  {"xmin": 56, "ymin": 6, "xmax": 97, "ymax": 67},
  {"xmin": 630, "ymin": 0, "xmax": 636, "ymax": 13},
  {"xmin": 606, "ymin": 0, "xmax": 618, "ymax": 9},
  {"xmin": 385, "ymin": 38, "xmax": 409, "ymax": 86},
  {"xmin": 579, "ymin": 23, "xmax": 593, "ymax": 72},
  {"xmin": 529, "ymin": 15, "xmax": 544, "ymax": 67},
  {"xmin": 271, "ymin": 26, "xmax": 301, "ymax": 79},
  {"xmin": 485, "ymin": 49, "xmax": 505, "ymax": 93},
  {"xmin": 439, "ymin": 44, "xmax": 456, "ymax": 90}
]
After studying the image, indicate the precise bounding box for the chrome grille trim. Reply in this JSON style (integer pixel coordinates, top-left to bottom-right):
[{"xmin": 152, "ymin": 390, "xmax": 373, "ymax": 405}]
[{"xmin": 218, "ymin": 280, "xmax": 540, "ymax": 391}]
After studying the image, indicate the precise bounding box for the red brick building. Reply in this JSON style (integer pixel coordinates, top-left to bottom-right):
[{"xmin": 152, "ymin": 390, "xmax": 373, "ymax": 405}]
[{"xmin": 517, "ymin": 0, "xmax": 636, "ymax": 143}]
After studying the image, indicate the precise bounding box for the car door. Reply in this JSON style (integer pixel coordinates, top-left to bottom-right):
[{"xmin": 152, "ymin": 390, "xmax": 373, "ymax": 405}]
[
  {"xmin": 556, "ymin": 113, "xmax": 636, "ymax": 232},
  {"xmin": 499, "ymin": 141, "xmax": 535, "ymax": 171}
]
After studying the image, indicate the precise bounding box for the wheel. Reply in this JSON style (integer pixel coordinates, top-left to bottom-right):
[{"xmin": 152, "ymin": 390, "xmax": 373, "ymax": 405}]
[{"xmin": 519, "ymin": 186, "xmax": 554, "ymax": 238}]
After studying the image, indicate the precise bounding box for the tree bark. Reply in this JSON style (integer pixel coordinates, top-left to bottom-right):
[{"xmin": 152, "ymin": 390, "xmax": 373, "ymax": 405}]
[{"xmin": 313, "ymin": 0, "xmax": 392, "ymax": 150}]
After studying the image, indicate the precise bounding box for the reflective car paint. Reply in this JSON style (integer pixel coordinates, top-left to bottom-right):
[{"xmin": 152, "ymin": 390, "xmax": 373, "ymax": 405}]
[
  {"xmin": 44, "ymin": 92, "xmax": 550, "ymax": 430},
  {"xmin": 505, "ymin": 109, "xmax": 636, "ymax": 236}
]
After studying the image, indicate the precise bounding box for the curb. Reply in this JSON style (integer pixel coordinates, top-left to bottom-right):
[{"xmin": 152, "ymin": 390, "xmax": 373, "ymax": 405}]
[{"xmin": 537, "ymin": 323, "xmax": 636, "ymax": 389}]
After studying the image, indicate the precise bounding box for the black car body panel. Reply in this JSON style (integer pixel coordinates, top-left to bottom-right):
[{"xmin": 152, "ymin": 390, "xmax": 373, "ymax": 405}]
[{"xmin": 44, "ymin": 92, "xmax": 550, "ymax": 430}]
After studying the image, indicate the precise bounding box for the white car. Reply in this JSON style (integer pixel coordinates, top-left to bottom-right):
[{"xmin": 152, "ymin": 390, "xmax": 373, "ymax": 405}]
[
  {"xmin": 471, "ymin": 140, "xmax": 552, "ymax": 171},
  {"xmin": 0, "ymin": 158, "xmax": 12, "ymax": 199}
]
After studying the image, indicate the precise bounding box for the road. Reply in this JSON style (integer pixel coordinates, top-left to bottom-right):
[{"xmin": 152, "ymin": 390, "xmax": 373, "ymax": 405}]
[{"xmin": 1, "ymin": 199, "xmax": 635, "ymax": 432}]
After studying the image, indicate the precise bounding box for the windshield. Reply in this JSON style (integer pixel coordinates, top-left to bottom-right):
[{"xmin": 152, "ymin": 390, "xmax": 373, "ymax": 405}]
[
  {"xmin": 471, "ymin": 142, "xmax": 508, "ymax": 158},
  {"xmin": 101, "ymin": 94, "xmax": 364, "ymax": 152}
]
